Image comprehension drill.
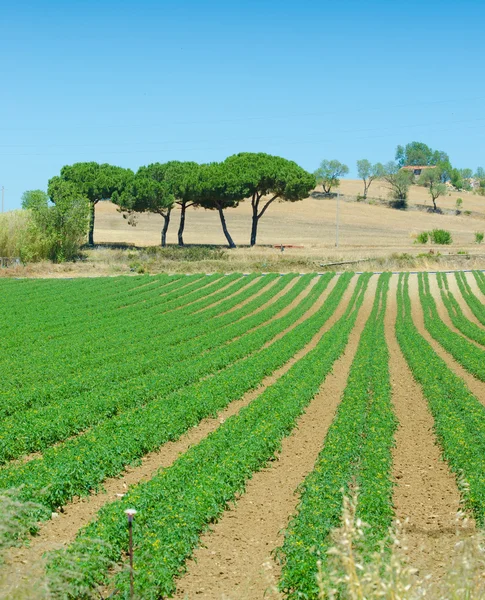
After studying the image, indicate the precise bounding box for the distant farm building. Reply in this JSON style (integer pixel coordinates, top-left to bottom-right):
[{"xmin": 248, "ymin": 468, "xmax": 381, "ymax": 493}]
[{"xmin": 401, "ymin": 165, "xmax": 437, "ymax": 177}]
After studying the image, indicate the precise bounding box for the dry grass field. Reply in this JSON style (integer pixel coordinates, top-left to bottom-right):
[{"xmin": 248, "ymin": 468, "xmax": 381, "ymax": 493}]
[
  {"xmin": 94, "ymin": 181, "xmax": 485, "ymax": 251},
  {"xmin": 2, "ymin": 180, "xmax": 484, "ymax": 277}
]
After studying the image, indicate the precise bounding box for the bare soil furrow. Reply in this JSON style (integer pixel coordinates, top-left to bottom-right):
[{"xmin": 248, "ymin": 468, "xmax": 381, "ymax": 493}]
[
  {"xmin": 173, "ymin": 277, "xmax": 377, "ymax": 600},
  {"xmin": 387, "ymin": 275, "xmax": 473, "ymax": 580},
  {"xmin": 408, "ymin": 275, "xmax": 485, "ymax": 406},
  {"xmin": 465, "ymin": 272, "xmax": 485, "ymax": 302},
  {"xmin": 2, "ymin": 274, "xmax": 355, "ymax": 594}
]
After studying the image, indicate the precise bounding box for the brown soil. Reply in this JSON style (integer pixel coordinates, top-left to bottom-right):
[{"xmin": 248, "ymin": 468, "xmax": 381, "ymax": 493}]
[
  {"xmin": 408, "ymin": 275, "xmax": 485, "ymax": 406},
  {"xmin": 465, "ymin": 271, "xmax": 485, "ymax": 302},
  {"xmin": 386, "ymin": 276, "xmax": 474, "ymax": 579},
  {"xmin": 2, "ymin": 274, "xmax": 354, "ymax": 596},
  {"xmin": 173, "ymin": 277, "xmax": 377, "ymax": 600}
]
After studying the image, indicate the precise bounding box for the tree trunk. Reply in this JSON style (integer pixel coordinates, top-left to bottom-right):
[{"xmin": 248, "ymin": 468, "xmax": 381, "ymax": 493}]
[
  {"xmin": 250, "ymin": 195, "xmax": 259, "ymax": 247},
  {"xmin": 160, "ymin": 209, "xmax": 171, "ymax": 247},
  {"xmin": 250, "ymin": 212, "xmax": 259, "ymax": 247},
  {"xmin": 88, "ymin": 200, "xmax": 97, "ymax": 246},
  {"xmin": 217, "ymin": 204, "xmax": 236, "ymax": 248},
  {"xmin": 432, "ymin": 197, "xmax": 437, "ymax": 211},
  {"xmin": 178, "ymin": 202, "xmax": 186, "ymax": 246}
]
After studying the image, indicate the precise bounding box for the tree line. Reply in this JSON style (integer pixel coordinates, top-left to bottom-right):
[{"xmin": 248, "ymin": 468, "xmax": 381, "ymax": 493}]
[
  {"xmin": 40, "ymin": 153, "xmax": 315, "ymax": 250},
  {"xmin": 315, "ymin": 141, "xmax": 485, "ymax": 211}
]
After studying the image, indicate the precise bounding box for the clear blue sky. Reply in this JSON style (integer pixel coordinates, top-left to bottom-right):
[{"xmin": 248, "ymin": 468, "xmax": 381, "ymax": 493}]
[{"xmin": 1, "ymin": 0, "xmax": 484, "ymax": 209}]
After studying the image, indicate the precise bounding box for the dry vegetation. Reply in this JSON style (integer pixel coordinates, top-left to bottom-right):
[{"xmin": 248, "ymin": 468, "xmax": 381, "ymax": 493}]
[{"xmin": 2, "ymin": 181, "xmax": 484, "ymax": 277}]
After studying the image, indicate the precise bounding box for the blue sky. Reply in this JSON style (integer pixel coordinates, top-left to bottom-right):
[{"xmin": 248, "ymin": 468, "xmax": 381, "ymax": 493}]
[{"xmin": 1, "ymin": 0, "xmax": 484, "ymax": 209}]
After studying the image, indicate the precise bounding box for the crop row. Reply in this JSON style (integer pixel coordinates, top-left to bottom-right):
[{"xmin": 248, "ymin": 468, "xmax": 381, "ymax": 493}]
[
  {"xmin": 279, "ymin": 273, "xmax": 395, "ymax": 599},
  {"xmin": 435, "ymin": 273, "xmax": 485, "ymax": 346},
  {"xmin": 0, "ymin": 273, "xmax": 354, "ymax": 514},
  {"xmin": 0, "ymin": 272, "xmax": 243, "ymax": 385},
  {"xmin": 396, "ymin": 273, "xmax": 485, "ymax": 525},
  {"xmin": 0, "ymin": 274, "xmax": 315, "ymax": 461},
  {"xmin": 0, "ymin": 273, "xmax": 287, "ymax": 422},
  {"xmin": 418, "ymin": 272, "xmax": 485, "ymax": 381},
  {"xmin": 46, "ymin": 274, "xmax": 372, "ymax": 599},
  {"xmin": 472, "ymin": 270, "xmax": 485, "ymax": 296},
  {"xmin": 454, "ymin": 271, "xmax": 485, "ymax": 326},
  {"xmin": 0, "ymin": 273, "xmax": 270, "ymax": 415}
]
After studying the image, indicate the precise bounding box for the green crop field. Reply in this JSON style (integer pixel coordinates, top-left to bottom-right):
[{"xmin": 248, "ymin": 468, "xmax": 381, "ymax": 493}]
[{"xmin": 1, "ymin": 271, "xmax": 485, "ymax": 599}]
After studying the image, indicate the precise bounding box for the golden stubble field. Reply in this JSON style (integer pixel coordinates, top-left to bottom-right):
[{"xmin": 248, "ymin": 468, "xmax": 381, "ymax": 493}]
[{"xmin": 94, "ymin": 180, "xmax": 485, "ymax": 255}]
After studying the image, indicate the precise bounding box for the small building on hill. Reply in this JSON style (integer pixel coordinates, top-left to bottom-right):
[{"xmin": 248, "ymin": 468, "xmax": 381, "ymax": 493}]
[{"xmin": 401, "ymin": 165, "xmax": 437, "ymax": 178}]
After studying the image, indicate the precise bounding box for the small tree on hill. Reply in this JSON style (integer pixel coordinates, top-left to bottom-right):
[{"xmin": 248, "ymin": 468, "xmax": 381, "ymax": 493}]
[
  {"xmin": 314, "ymin": 160, "xmax": 349, "ymax": 194},
  {"xmin": 381, "ymin": 162, "xmax": 413, "ymax": 208},
  {"xmin": 356, "ymin": 159, "xmax": 385, "ymax": 199},
  {"xmin": 419, "ymin": 169, "xmax": 447, "ymax": 211},
  {"xmin": 223, "ymin": 153, "xmax": 315, "ymax": 246}
]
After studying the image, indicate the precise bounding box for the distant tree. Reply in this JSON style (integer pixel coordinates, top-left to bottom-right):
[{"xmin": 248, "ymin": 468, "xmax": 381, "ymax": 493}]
[
  {"xmin": 314, "ymin": 160, "xmax": 349, "ymax": 194},
  {"xmin": 21, "ymin": 190, "xmax": 49, "ymax": 211},
  {"xmin": 475, "ymin": 167, "xmax": 485, "ymax": 180},
  {"xmin": 223, "ymin": 153, "xmax": 315, "ymax": 246},
  {"xmin": 460, "ymin": 168, "xmax": 473, "ymax": 180},
  {"xmin": 195, "ymin": 162, "xmax": 245, "ymax": 248},
  {"xmin": 112, "ymin": 164, "xmax": 174, "ymax": 247},
  {"xmin": 395, "ymin": 142, "xmax": 449, "ymax": 167},
  {"xmin": 356, "ymin": 160, "xmax": 385, "ymax": 199},
  {"xmin": 48, "ymin": 162, "xmax": 133, "ymax": 246},
  {"xmin": 381, "ymin": 162, "xmax": 413, "ymax": 207},
  {"xmin": 419, "ymin": 169, "xmax": 447, "ymax": 211},
  {"xmin": 450, "ymin": 168, "xmax": 464, "ymax": 191}
]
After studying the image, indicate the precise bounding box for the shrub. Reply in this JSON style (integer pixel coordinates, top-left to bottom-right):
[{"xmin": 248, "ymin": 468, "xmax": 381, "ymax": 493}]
[
  {"xmin": 475, "ymin": 232, "xmax": 484, "ymax": 244},
  {"xmin": 415, "ymin": 231, "xmax": 429, "ymax": 244},
  {"xmin": 430, "ymin": 229, "xmax": 453, "ymax": 245},
  {"xmin": 456, "ymin": 197, "xmax": 463, "ymax": 209}
]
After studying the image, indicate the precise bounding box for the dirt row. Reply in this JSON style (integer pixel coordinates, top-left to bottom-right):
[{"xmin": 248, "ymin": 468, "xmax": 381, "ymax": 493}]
[{"xmin": 3, "ymin": 273, "xmax": 485, "ymax": 599}]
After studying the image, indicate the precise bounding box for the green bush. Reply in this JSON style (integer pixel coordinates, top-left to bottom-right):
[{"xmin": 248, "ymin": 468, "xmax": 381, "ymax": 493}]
[
  {"xmin": 415, "ymin": 231, "xmax": 429, "ymax": 244},
  {"xmin": 475, "ymin": 232, "xmax": 484, "ymax": 244},
  {"xmin": 430, "ymin": 229, "xmax": 453, "ymax": 245}
]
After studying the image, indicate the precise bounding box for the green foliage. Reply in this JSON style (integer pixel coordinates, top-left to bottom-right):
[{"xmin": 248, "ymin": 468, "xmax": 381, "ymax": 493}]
[
  {"xmin": 429, "ymin": 228, "xmax": 452, "ymax": 244},
  {"xmin": 395, "ymin": 141, "xmax": 449, "ymax": 168},
  {"xmin": 475, "ymin": 231, "xmax": 484, "ymax": 244},
  {"xmin": 396, "ymin": 274, "xmax": 485, "ymax": 526},
  {"xmin": 456, "ymin": 197, "xmax": 463, "ymax": 209},
  {"xmin": 314, "ymin": 159, "xmax": 349, "ymax": 194},
  {"xmin": 279, "ymin": 274, "xmax": 395, "ymax": 598},
  {"xmin": 418, "ymin": 168, "xmax": 447, "ymax": 209},
  {"xmin": 49, "ymin": 162, "xmax": 134, "ymax": 245},
  {"xmin": 356, "ymin": 159, "xmax": 385, "ymax": 199},
  {"xmin": 0, "ymin": 210, "xmax": 44, "ymax": 261},
  {"xmin": 20, "ymin": 189, "xmax": 49, "ymax": 211},
  {"xmin": 223, "ymin": 152, "xmax": 315, "ymax": 246},
  {"xmin": 0, "ymin": 275, "xmax": 347, "ymax": 512},
  {"xmin": 415, "ymin": 231, "xmax": 429, "ymax": 244},
  {"xmin": 450, "ymin": 168, "xmax": 464, "ymax": 190},
  {"xmin": 46, "ymin": 274, "xmax": 363, "ymax": 598},
  {"xmin": 419, "ymin": 273, "xmax": 485, "ymax": 380},
  {"xmin": 382, "ymin": 162, "xmax": 413, "ymax": 206},
  {"xmin": 436, "ymin": 273, "xmax": 485, "ymax": 346}
]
